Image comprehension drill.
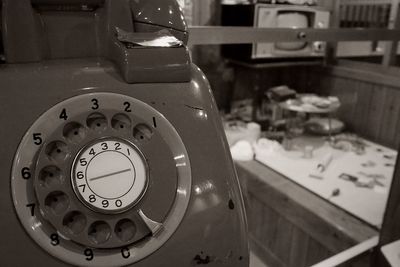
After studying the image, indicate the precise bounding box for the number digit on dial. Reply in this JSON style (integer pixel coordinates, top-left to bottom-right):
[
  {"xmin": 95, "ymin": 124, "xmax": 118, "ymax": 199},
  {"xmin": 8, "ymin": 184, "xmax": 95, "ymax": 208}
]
[
  {"xmin": 21, "ymin": 167, "xmax": 31, "ymax": 179},
  {"xmin": 123, "ymin": 102, "xmax": 132, "ymax": 112},
  {"xmin": 115, "ymin": 142, "xmax": 121, "ymax": 151},
  {"xmin": 59, "ymin": 108, "xmax": 68, "ymax": 121},
  {"xmin": 77, "ymin": 171, "xmax": 84, "ymax": 179},
  {"xmin": 33, "ymin": 133, "xmax": 43, "ymax": 145},
  {"xmin": 50, "ymin": 233, "xmax": 60, "ymax": 246},
  {"xmin": 78, "ymin": 184, "xmax": 86, "ymax": 193},
  {"xmin": 26, "ymin": 203, "xmax": 35, "ymax": 216},
  {"xmin": 101, "ymin": 143, "xmax": 108, "ymax": 150},
  {"xmin": 89, "ymin": 194, "xmax": 96, "ymax": 203},
  {"xmin": 84, "ymin": 248, "xmax": 94, "ymax": 261},
  {"xmin": 121, "ymin": 247, "xmax": 130, "ymax": 259},
  {"xmin": 80, "ymin": 158, "xmax": 87, "ymax": 166},
  {"xmin": 91, "ymin": 99, "xmax": 99, "ymax": 110}
]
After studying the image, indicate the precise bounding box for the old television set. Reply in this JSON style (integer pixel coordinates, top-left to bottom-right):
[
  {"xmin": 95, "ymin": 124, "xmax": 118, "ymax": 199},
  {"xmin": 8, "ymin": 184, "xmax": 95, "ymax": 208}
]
[{"xmin": 221, "ymin": 4, "xmax": 330, "ymax": 61}]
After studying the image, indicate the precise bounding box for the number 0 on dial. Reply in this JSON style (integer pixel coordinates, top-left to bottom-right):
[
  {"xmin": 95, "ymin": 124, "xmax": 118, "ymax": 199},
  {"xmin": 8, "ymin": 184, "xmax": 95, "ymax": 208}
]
[{"xmin": 72, "ymin": 138, "xmax": 148, "ymax": 213}]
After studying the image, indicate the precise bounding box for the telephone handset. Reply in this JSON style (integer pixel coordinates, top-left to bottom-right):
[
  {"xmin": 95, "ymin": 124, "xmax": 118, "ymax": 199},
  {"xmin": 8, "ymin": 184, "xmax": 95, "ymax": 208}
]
[
  {"xmin": 130, "ymin": 0, "xmax": 188, "ymax": 43},
  {"xmin": 0, "ymin": 1, "xmax": 249, "ymax": 266}
]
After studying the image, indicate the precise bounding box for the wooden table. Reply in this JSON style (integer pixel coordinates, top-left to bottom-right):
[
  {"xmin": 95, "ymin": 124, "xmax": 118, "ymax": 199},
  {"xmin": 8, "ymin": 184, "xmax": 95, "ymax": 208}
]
[{"xmin": 235, "ymin": 161, "xmax": 378, "ymax": 267}]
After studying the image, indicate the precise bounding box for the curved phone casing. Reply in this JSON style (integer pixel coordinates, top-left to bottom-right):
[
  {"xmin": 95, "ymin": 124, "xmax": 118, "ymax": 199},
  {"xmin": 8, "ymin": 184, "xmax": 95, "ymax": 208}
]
[
  {"xmin": 0, "ymin": 60, "xmax": 249, "ymax": 267},
  {"xmin": 0, "ymin": 0, "xmax": 249, "ymax": 266},
  {"xmin": 1, "ymin": 0, "xmax": 189, "ymax": 83}
]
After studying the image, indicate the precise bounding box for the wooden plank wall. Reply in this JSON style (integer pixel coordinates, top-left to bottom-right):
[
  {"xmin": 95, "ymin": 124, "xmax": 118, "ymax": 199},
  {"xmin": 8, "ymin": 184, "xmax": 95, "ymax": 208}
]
[
  {"xmin": 236, "ymin": 161, "xmax": 377, "ymax": 267},
  {"xmin": 246, "ymin": 193, "xmax": 332, "ymax": 267},
  {"xmin": 302, "ymin": 65, "xmax": 400, "ymax": 150},
  {"xmin": 229, "ymin": 63, "xmax": 400, "ymax": 149}
]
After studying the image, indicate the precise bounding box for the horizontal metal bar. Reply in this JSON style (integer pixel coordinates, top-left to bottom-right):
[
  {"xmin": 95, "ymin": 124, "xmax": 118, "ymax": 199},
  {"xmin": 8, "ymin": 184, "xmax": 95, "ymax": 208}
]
[
  {"xmin": 341, "ymin": 0, "xmax": 393, "ymax": 5},
  {"xmin": 188, "ymin": 27, "xmax": 400, "ymax": 45}
]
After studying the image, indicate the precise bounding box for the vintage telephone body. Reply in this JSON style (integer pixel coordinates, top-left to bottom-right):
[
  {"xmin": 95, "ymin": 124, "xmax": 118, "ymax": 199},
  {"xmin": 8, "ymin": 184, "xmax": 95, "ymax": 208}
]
[{"xmin": 0, "ymin": 0, "xmax": 249, "ymax": 266}]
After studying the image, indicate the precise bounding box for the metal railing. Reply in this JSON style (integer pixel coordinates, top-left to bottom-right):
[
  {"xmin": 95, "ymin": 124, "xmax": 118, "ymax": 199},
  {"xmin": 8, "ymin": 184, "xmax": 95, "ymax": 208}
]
[
  {"xmin": 188, "ymin": 27, "xmax": 400, "ymax": 45},
  {"xmin": 188, "ymin": 0, "xmax": 400, "ymax": 67}
]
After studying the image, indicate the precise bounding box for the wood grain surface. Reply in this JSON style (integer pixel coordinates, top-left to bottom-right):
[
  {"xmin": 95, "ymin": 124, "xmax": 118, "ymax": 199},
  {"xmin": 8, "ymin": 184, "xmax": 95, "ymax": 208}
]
[{"xmin": 236, "ymin": 161, "xmax": 378, "ymax": 267}]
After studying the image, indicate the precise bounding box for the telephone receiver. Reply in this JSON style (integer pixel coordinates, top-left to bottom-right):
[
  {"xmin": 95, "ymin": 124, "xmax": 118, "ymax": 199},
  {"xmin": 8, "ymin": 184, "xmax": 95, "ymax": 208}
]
[
  {"xmin": 0, "ymin": 0, "xmax": 249, "ymax": 266},
  {"xmin": 2, "ymin": 0, "xmax": 189, "ymax": 83}
]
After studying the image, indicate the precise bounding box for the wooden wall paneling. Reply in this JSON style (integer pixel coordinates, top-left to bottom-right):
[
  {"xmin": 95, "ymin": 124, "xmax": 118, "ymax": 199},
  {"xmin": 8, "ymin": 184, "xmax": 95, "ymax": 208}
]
[
  {"xmin": 305, "ymin": 237, "xmax": 332, "ymax": 266},
  {"xmin": 337, "ymin": 77, "xmax": 357, "ymax": 131},
  {"xmin": 239, "ymin": 170, "xmax": 284, "ymax": 267},
  {"xmin": 313, "ymin": 71, "xmax": 324, "ymax": 94},
  {"xmin": 300, "ymin": 67, "xmax": 313, "ymax": 93},
  {"xmin": 327, "ymin": 64, "xmax": 400, "ymax": 89},
  {"xmin": 291, "ymin": 67, "xmax": 303, "ymax": 91},
  {"xmin": 289, "ymin": 228, "xmax": 310, "ymax": 267},
  {"xmin": 377, "ymin": 86, "xmax": 400, "ymax": 147},
  {"xmin": 366, "ymin": 84, "xmax": 388, "ymax": 142},
  {"xmin": 361, "ymin": 5, "xmax": 369, "ymax": 27},
  {"xmin": 278, "ymin": 68, "xmax": 292, "ymax": 89},
  {"xmin": 273, "ymin": 215, "xmax": 294, "ymax": 266},
  {"xmin": 250, "ymin": 235, "xmax": 286, "ymax": 267},
  {"xmin": 249, "ymin": 200, "xmax": 286, "ymax": 267},
  {"xmin": 236, "ymin": 161, "xmax": 378, "ymax": 267},
  {"xmin": 286, "ymin": 65, "xmax": 399, "ymax": 148},
  {"xmin": 345, "ymin": 5, "xmax": 352, "ymax": 27},
  {"xmin": 232, "ymin": 67, "xmax": 254, "ymax": 101},
  {"xmin": 286, "ymin": 66, "xmax": 314, "ymax": 94},
  {"xmin": 331, "ymin": 76, "xmax": 359, "ymax": 130},
  {"xmin": 259, "ymin": 203, "xmax": 280, "ymax": 254},
  {"xmin": 343, "ymin": 78, "xmax": 362, "ymax": 132},
  {"xmin": 324, "ymin": 73, "xmax": 336, "ymax": 96},
  {"xmin": 245, "ymin": 193, "xmax": 256, "ymax": 233},
  {"xmin": 367, "ymin": 4, "xmax": 374, "ymax": 28},
  {"xmin": 350, "ymin": 81, "xmax": 374, "ymax": 136},
  {"xmin": 238, "ymin": 161, "xmax": 378, "ymax": 245},
  {"xmin": 310, "ymin": 69, "xmax": 324, "ymax": 95},
  {"xmin": 251, "ymin": 195, "xmax": 265, "ymax": 239},
  {"xmin": 354, "ymin": 5, "xmax": 361, "ymax": 27},
  {"xmin": 251, "ymin": 174, "xmax": 366, "ymax": 252}
]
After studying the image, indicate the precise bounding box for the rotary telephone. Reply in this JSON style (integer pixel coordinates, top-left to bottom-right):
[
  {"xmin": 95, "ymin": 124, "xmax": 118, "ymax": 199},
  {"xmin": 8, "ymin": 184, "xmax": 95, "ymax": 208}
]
[{"xmin": 0, "ymin": 0, "xmax": 249, "ymax": 266}]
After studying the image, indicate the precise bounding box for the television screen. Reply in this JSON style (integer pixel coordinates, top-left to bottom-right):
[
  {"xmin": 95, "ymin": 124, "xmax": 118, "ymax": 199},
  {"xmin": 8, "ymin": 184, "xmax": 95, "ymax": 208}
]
[{"xmin": 275, "ymin": 12, "xmax": 309, "ymax": 51}]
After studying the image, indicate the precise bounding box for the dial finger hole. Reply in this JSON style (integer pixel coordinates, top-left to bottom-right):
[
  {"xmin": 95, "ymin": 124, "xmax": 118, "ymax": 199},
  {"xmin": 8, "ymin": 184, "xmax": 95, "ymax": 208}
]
[
  {"xmin": 115, "ymin": 219, "xmax": 137, "ymax": 242},
  {"xmin": 45, "ymin": 141, "xmax": 70, "ymax": 162},
  {"xmin": 63, "ymin": 211, "xmax": 87, "ymax": 235},
  {"xmin": 63, "ymin": 122, "xmax": 86, "ymax": 143},
  {"xmin": 133, "ymin": 123, "xmax": 153, "ymax": 142},
  {"xmin": 87, "ymin": 113, "xmax": 107, "ymax": 131},
  {"xmin": 45, "ymin": 191, "xmax": 70, "ymax": 215},
  {"xmin": 111, "ymin": 113, "xmax": 132, "ymax": 132},
  {"xmin": 88, "ymin": 221, "xmax": 111, "ymax": 245},
  {"xmin": 38, "ymin": 166, "xmax": 63, "ymax": 188}
]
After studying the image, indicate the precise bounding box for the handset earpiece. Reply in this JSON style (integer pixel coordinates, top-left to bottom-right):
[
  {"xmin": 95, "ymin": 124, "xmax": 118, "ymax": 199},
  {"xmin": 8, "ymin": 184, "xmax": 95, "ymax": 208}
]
[{"xmin": 129, "ymin": 0, "xmax": 188, "ymax": 44}]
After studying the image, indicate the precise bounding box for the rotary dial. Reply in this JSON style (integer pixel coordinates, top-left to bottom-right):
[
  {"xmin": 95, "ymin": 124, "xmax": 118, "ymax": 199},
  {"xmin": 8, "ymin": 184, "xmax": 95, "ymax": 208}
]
[
  {"xmin": 72, "ymin": 138, "xmax": 147, "ymax": 213},
  {"xmin": 11, "ymin": 92, "xmax": 191, "ymax": 267}
]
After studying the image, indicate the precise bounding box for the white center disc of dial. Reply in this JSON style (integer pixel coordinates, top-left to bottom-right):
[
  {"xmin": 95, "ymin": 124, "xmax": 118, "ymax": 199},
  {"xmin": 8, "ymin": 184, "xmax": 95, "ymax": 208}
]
[
  {"xmin": 72, "ymin": 139, "xmax": 147, "ymax": 213},
  {"xmin": 87, "ymin": 151, "xmax": 135, "ymax": 199}
]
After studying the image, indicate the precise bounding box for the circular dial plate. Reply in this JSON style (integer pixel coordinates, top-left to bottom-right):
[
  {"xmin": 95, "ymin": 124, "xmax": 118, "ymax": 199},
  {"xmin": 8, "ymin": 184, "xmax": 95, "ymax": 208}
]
[
  {"xmin": 72, "ymin": 139, "xmax": 147, "ymax": 213},
  {"xmin": 11, "ymin": 92, "xmax": 191, "ymax": 267}
]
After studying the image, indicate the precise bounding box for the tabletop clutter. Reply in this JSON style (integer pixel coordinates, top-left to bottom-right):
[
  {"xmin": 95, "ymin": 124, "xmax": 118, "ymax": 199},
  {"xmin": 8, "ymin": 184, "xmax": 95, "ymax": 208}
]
[{"xmin": 225, "ymin": 85, "xmax": 397, "ymax": 227}]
